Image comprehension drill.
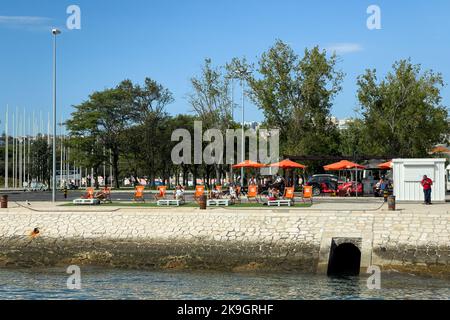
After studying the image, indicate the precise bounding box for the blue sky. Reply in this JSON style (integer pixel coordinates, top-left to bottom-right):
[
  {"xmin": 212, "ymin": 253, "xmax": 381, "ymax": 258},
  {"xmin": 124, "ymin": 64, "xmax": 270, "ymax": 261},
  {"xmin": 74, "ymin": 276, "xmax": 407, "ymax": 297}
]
[{"xmin": 1, "ymin": 0, "xmax": 450, "ymax": 134}]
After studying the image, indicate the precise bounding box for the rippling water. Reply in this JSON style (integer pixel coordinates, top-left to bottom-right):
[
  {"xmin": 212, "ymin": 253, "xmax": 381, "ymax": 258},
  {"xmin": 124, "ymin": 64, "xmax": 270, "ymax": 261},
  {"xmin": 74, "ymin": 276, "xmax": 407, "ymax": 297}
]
[{"xmin": 0, "ymin": 267, "xmax": 448, "ymax": 300}]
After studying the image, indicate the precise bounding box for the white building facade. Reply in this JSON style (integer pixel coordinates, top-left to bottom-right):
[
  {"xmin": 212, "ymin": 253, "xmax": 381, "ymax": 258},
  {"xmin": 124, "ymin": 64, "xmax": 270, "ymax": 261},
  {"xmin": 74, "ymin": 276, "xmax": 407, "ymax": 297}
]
[{"xmin": 393, "ymin": 158, "xmax": 446, "ymax": 202}]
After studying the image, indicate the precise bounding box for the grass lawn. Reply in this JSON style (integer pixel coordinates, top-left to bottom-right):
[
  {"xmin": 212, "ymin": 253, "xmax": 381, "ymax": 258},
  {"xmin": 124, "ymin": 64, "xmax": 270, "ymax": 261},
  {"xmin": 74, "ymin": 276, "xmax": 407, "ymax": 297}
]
[{"xmin": 60, "ymin": 201, "xmax": 313, "ymax": 208}]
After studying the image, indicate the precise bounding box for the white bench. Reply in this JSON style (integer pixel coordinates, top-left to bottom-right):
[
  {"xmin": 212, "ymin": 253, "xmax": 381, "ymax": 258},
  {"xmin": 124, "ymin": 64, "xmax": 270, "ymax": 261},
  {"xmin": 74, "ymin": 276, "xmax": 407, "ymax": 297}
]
[
  {"xmin": 157, "ymin": 199, "xmax": 182, "ymax": 206},
  {"xmin": 207, "ymin": 199, "xmax": 230, "ymax": 207},
  {"xmin": 267, "ymin": 199, "xmax": 292, "ymax": 207},
  {"xmin": 73, "ymin": 198, "xmax": 100, "ymax": 205}
]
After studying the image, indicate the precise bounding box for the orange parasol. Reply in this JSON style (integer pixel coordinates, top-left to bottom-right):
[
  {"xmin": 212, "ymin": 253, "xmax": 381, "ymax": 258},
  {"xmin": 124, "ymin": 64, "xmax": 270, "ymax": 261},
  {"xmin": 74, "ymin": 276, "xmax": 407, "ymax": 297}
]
[
  {"xmin": 232, "ymin": 160, "xmax": 267, "ymax": 169},
  {"xmin": 431, "ymin": 146, "xmax": 450, "ymax": 154},
  {"xmin": 323, "ymin": 160, "xmax": 365, "ymax": 197},
  {"xmin": 269, "ymin": 159, "xmax": 306, "ymax": 169},
  {"xmin": 377, "ymin": 161, "xmax": 393, "ymax": 170},
  {"xmin": 323, "ymin": 160, "xmax": 366, "ymax": 171}
]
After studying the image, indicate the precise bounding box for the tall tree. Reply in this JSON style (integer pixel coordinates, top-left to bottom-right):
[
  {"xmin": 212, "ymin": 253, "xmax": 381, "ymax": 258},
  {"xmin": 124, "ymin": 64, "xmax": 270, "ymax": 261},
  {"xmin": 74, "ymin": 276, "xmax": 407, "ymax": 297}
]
[
  {"xmin": 188, "ymin": 58, "xmax": 233, "ymax": 182},
  {"xmin": 67, "ymin": 81, "xmax": 135, "ymax": 188},
  {"xmin": 357, "ymin": 59, "xmax": 449, "ymax": 157},
  {"xmin": 235, "ymin": 40, "xmax": 344, "ymax": 161},
  {"xmin": 124, "ymin": 78, "xmax": 174, "ymax": 186},
  {"xmin": 338, "ymin": 119, "xmax": 375, "ymax": 157},
  {"xmin": 29, "ymin": 136, "xmax": 52, "ymax": 185}
]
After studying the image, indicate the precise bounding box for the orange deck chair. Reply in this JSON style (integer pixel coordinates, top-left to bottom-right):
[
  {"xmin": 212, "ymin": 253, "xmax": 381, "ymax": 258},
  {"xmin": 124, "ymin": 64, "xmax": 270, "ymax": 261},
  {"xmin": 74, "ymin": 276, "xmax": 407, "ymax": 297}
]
[
  {"xmin": 82, "ymin": 187, "xmax": 95, "ymax": 199},
  {"xmin": 216, "ymin": 185, "xmax": 223, "ymax": 198},
  {"xmin": 247, "ymin": 185, "xmax": 259, "ymax": 203},
  {"xmin": 134, "ymin": 185, "xmax": 145, "ymax": 202},
  {"xmin": 96, "ymin": 186, "xmax": 112, "ymax": 203},
  {"xmin": 302, "ymin": 185, "xmax": 313, "ymax": 204},
  {"xmin": 194, "ymin": 185, "xmax": 205, "ymax": 203},
  {"xmin": 283, "ymin": 187, "xmax": 295, "ymax": 204},
  {"xmin": 209, "ymin": 185, "xmax": 223, "ymax": 199},
  {"xmin": 154, "ymin": 186, "xmax": 167, "ymax": 201}
]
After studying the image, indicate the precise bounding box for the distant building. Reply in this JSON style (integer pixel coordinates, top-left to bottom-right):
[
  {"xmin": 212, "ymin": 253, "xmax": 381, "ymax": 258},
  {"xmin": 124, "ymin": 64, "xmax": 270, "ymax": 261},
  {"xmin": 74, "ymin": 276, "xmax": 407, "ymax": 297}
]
[
  {"xmin": 243, "ymin": 121, "xmax": 260, "ymax": 130},
  {"xmin": 330, "ymin": 117, "xmax": 352, "ymax": 130}
]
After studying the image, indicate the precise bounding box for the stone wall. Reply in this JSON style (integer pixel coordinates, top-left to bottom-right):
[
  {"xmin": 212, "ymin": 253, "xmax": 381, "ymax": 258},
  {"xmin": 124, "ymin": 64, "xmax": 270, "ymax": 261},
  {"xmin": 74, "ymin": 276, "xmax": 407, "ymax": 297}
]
[{"xmin": 0, "ymin": 208, "xmax": 448, "ymax": 277}]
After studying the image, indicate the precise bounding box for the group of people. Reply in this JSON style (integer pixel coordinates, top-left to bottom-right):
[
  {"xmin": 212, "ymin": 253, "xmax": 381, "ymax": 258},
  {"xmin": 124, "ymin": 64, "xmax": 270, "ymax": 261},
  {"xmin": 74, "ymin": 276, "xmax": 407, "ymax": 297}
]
[
  {"xmin": 374, "ymin": 176, "xmax": 393, "ymax": 197},
  {"xmin": 373, "ymin": 174, "xmax": 433, "ymax": 205}
]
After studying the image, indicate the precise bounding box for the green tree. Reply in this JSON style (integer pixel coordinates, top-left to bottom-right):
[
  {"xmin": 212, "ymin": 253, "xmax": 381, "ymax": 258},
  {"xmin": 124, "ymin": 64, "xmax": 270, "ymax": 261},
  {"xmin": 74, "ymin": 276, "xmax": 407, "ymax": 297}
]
[
  {"xmin": 67, "ymin": 81, "xmax": 135, "ymax": 188},
  {"xmin": 357, "ymin": 59, "xmax": 449, "ymax": 157},
  {"xmin": 122, "ymin": 78, "xmax": 174, "ymax": 186},
  {"xmin": 235, "ymin": 40, "xmax": 344, "ymax": 161},
  {"xmin": 29, "ymin": 136, "xmax": 52, "ymax": 185},
  {"xmin": 338, "ymin": 119, "xmax": 374, "ymax": 156},
  {"xmin": 166, "ymin": 114, "xmax": 198, "ymax": 186},
  {"xmin": 188, "ymin": 58, "xmax": 233, "ymax": 183}
]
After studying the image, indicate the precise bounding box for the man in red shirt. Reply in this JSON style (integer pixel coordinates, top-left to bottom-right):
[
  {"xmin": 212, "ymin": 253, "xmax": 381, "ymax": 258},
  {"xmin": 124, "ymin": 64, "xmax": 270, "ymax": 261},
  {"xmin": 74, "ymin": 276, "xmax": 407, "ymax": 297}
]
[{"xmin": 421, "ymin": 175, "xmax": 433, "ymax": 205}]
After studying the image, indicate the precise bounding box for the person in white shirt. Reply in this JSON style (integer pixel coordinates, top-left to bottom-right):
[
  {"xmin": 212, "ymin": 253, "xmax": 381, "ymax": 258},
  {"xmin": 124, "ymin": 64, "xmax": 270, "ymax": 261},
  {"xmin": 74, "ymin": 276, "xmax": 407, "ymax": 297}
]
[
  {"xmin": 174, "ymin": 184, "xmax": 185, "ymax": 201},
  {"xmin": 229, "ymin": 185, "xmax": 237, "ymax": 201}
]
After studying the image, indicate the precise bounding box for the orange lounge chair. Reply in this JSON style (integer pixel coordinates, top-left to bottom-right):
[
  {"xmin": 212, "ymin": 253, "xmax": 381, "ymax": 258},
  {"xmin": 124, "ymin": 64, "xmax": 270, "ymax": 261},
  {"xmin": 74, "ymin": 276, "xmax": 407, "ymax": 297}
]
[
  {"xmin": 154, "ymin": 186, "xmax": 167, "ymax": 201},
  {"xmin": 283, "ymin": 187, "xmax": 295, "ymax": 204},
  {"xmin": 82, "ymin": 187, "xmax": 95, "ymax": 199},
  {"xmin": 247, "ymin": 185, "xmax": 259, "ymax": 203},
  {"xmin": 194, "ymin": 185, "xmax": 205, "ymax": 203},
  {"xmin": 216, "ymin": 185, "xmax": 223, "ymax": 198},
  {"xmin": 302, "ymin": 185, "xmax": 313, "ymax": 204},
  {"xmin": 134, "ymin": 185, "xmax": 145, "ymax": 202},
  {"xmin": 209, "ymin": 185, "xmax": 223, "ymax": 199},
  {"xmin": 95, "ymin": 186, "xmax": 112, "ymax": 203}
]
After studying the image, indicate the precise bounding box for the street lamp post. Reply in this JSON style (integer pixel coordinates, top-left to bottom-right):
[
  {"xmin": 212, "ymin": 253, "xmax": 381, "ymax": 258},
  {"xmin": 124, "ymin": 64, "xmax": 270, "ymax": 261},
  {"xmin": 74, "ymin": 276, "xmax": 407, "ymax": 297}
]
[
  {"xmin": 240, "ymin": 79, "xmax": 245, "ymax": 186},
  {"xmin": 52, "ymin": 28, "xmax": 61, "ymax": 202},
  {"xmin": 229, "ymin": 79, "xmax": 234, "ymax": 184}
]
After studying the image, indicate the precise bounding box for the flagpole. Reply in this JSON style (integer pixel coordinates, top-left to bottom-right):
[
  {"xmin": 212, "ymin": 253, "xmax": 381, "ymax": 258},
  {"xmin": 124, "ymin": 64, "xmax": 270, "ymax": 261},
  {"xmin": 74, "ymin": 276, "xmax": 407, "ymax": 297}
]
[
  {"xmin": 47, "ymin": 112, "xmax": 50, "ymax": 145},
  {"xmin": 39, "ymin": 110, "xmax": 42, "ymax": 135},
  {"xmin": 27, "ymin": 115, "xmax": 31, "ymax": 184},
  {"xmin": 4, "ymin": 105, "xmax": 8, "ymax": 189},
  {"xmin": 18, "ymin": 110, "xmax": 22, "ymax": 188},
  {"xmin": 60, "ymin": 116, "xmax": 63, "ymax": 188},
  {"xmin": 23, "ymin": 108, "xmax": 26, "ymax": 188},
  {"xmin": 16, "ymin": 109, "xmax": 19, "ymax": 189},
  {"xmin": 12, "ymin": 112, "xmax": 15, "ymax": 189},
  {"xmin": 110, "ymin": 149, "xmax": 112, "ymax": 188}
]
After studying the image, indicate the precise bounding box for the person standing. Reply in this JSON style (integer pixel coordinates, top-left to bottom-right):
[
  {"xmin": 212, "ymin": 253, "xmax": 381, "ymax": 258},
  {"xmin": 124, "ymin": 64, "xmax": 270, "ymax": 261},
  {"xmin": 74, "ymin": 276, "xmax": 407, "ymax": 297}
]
[{"xmin": 421, "ymin": 175, "xmax": 433, "ymax": 205}]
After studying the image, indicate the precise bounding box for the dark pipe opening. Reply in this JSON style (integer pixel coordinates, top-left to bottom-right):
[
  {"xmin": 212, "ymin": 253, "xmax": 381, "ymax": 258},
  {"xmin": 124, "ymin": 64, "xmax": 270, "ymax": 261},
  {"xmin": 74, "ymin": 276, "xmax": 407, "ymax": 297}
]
[{"xmin": 327, "ymin": 242, "xmax": 361, "ymax": 276}]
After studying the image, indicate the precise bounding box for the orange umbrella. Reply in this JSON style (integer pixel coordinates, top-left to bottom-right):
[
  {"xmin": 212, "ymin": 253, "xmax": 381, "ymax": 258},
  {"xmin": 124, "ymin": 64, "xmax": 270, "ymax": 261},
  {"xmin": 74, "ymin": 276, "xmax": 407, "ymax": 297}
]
[
  {"xmin": 431, "ymin": 146, "xmax": 450, "ymax": 154},
  {"xmin": 270, "ymin": 159, "xmax": 306, "ymax": 187},
  {"xmin": 269, "ymin": 159, "xmax": 306, "ymax": 169},
  {"xmin": 232, "ymin": 160, "xmax": 267, "ymax": 168},
  {"xmin": 324, "ymin": 160, "xmax": 365, "ymax": 197},
  {"xmin": 378, "ymin": 161, "xmax": 393, "ymax": 170},
  {"xmin": 323, "ymin": 160, "xmax": 366, "ymax": 171}
]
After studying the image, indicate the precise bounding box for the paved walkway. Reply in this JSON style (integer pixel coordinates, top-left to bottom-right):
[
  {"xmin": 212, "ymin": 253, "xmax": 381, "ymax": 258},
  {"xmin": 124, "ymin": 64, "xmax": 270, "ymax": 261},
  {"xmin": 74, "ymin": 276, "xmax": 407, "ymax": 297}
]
[{"xmin": 3, "ymin": 200, "xmax": 449, "ymax": 214}]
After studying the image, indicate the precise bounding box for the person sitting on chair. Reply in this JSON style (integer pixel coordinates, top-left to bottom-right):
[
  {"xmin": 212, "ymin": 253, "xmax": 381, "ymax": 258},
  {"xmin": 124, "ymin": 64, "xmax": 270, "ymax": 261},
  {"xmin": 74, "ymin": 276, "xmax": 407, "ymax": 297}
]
[
  {"xmin": 174, "ymin": 184, "xmax": 185, "ymax": 201},
  {"xmin": 211, "ymin": 185, "xmax": 220, "ymax": 199},
  {"xmin": 229, "ymin": 185, "xmax": 237, "ymax": 201},
  {"xmin": 94, "ymin": 188, "xmax": 107, "ymax": 201},
  {"xmin": 267, "ymin": 187, "xmax": 279, "ymax": 201},
  {"xmin": 248, "ymin": 176, "xmax": 257, "ymax": 186}
]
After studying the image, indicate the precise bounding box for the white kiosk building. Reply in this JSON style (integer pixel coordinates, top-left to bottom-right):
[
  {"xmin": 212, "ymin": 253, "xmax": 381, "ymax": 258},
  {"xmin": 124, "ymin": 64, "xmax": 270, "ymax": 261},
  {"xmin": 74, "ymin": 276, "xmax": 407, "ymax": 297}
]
[{"xmin": 393, "ymin": 158, "xmax": 446, "ymax": 202}]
